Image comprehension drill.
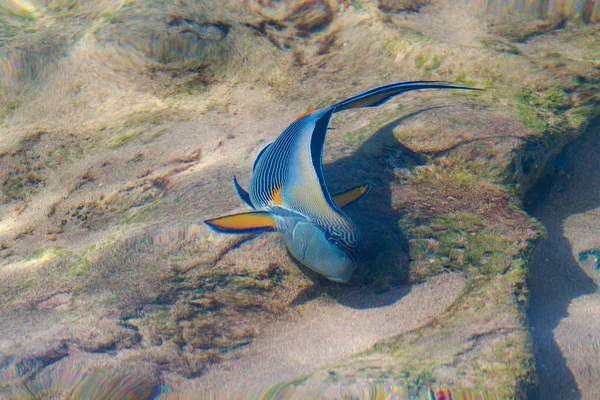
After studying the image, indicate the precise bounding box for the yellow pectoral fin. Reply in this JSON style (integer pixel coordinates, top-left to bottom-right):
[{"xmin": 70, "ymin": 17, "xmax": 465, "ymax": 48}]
[
  {"xmin": 205, "ymin": 211, "xmax": 277, "ymax": 234},
  {"xmin": 333, "ymin": 183, "xmax": 370, "ymax": 208}
]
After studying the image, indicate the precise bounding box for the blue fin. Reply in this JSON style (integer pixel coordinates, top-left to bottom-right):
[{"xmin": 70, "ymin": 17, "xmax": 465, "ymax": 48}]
[
  {"xmin": 308, "ymin": 82, "xmax": 479, "ymax": 213},
  {"xmin": 234, "ymin": 176, "xmax": 254, "ymax": 209},
  {"xmin": 310, "ymin": 107, "xmax": 338, "ymax": 210},
  {"xmin": 332, "ymin": 81, "xmax": 481, "ymax": 113},
  {"xmin": 205, "ymin": 211, "xmax": 277, "ymax": 234}
]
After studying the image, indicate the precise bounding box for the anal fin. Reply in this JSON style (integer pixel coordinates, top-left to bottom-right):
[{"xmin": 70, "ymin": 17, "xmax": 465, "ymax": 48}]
[
  {"xmin": 333, "ymin": 183, "xmax": 370, "ymax": 208},
  {"xmin": 205, "ymin": 211, "xmax": 277, "ymax": 234}
]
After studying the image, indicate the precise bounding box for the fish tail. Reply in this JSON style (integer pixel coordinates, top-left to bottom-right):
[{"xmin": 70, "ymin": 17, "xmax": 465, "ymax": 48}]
[{"xmin": 332, "ymin": 81, "xmax": 481, "ymax": 113}]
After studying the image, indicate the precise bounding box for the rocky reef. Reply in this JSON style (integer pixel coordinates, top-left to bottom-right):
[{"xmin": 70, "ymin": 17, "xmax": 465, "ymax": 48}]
[{"xmin": 0, "ymin": 0, "xmax": 598, "ymax": 398}]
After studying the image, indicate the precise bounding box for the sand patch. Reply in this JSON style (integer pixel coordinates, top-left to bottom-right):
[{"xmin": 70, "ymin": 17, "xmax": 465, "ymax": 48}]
[{"xmin": 198, "ymin": 272, "xmax": 466, "ymax": 391}]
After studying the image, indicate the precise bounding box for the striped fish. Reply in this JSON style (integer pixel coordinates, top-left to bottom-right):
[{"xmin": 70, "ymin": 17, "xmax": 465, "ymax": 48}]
[{"xmin": 205, "ymin": 81, "xmax": 479, "ymax": 282}]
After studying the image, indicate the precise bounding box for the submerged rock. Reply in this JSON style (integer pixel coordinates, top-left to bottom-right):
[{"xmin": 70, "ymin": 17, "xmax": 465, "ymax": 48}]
[
  {"xmin": 286, "ymin": 0, "xmax": 335, "ymax": 32},
  {"xmin": 378, "ymin": 0, "xmax": 430, "ymax": 13},
  {"xmin": 0, "ymin": 0, "xmax": 599, "ymax": 398},
  {"xmin": 578, "ymin": 248, "xmax": 600, "ymax": 271}
]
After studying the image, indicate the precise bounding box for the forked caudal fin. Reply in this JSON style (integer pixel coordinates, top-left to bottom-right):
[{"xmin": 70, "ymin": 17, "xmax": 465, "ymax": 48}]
[{"xmin": 332, "ymin": 81, "xmax": 481, "ymax": 113}]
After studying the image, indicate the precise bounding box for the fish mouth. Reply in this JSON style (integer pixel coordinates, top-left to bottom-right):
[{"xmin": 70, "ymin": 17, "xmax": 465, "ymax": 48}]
[
  {"xmin": 326, "ymin": 274, "xmax": 351, "ymax": 283},
  {"xmin": 285, "ymin": 219, "xmax": 357, "ymax": 282}
]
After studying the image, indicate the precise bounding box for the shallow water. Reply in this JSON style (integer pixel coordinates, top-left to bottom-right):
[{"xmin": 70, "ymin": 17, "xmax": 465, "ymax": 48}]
[
  {"xmin": 0, "ymin": 1, "xmax": 599, "ymax": 399},
  {"xmin": 527, "ymin": 120, "xmax": 600, "ymax": 400}
]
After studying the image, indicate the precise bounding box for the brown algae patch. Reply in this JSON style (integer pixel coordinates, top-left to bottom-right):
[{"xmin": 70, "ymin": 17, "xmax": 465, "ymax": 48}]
[
  {"xmin": 69, "ymin": 225, "xmax": 311, "ymax": 379},
  {"xmin": 0, "ymin": 131, "xmax": 83, "ymax": 204},
  {"xmin": 60, "ymin": 176, "xmax": 169, "ymax": 229}
]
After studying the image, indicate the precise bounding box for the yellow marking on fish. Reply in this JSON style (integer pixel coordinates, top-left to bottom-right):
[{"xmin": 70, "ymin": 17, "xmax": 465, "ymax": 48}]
[
  {"xmin": 295, "ymin": 108, "xmax": 318, "ymax": 121},
  {"xmin": 271, "ymin": 186, "xmax": 284, "ymax": 206},
  {"xmin": 206, "ymin": 212, "xmax": 276, "ymax": 232},
  {"xmin": 333, "ymin": 183, "xmax": 369, "ymax": 208}
]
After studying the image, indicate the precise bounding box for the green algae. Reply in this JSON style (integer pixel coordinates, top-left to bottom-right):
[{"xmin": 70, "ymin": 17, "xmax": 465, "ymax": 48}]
[
  {"xmin": 400, "ymin": 212, "xmax": 519, "ymax": 280},
  {"xmin": 119, "ymin": 198, "xmax": 168, "ymax": 226},
  {"xmin": 107, "ymin": 109, "xmax": 173, "ymax": 148},
  {"xmin": 26, "ymin": 247, "xmax": 63, "ymax": 263},
  {"xmin": 453, "ymin": 74, "xmax": 479, "ymax": 88},
  {"xmin": 414, "ymin": 52, "xmax": 444, "ymax": 72},
  {"xmin": 380, "ymin": 33, "xmax": 447, "ymax": 75},
  {"xmin": 515, "ymin": 87, "xmax": 573, "ymax": 132},
  {"xmin": 71, "ymin": 244, "xmax": 99, "ymax": 277},
  {"xmin": 123, "ymin": 109, "xmax": 172, "ymax": 128}
]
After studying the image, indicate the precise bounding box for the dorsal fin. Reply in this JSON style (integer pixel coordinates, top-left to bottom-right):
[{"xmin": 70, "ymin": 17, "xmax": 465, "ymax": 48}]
[
  {"xmin": 295, "ymin": 108, "xmax": 318, "ymax": 121},
  {"xmin": 305, "ymin": 82, "xmax": 479, "ymax": 213},
  {"xmin": 253, "ymin": 142, "xmax": 272, "ymax": 171},
  {"xmin": 332, "ymin": 81, "xmax": 481, "ymax": 113},
  {"xmin": 308, "ymin": 107, "xmax": 338, "ymax": 210}
]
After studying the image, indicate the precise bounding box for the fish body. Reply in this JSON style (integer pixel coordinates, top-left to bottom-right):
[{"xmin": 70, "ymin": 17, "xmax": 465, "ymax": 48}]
[{"xmin": 205, "ymin": 81, "xmax": 479, "ymax": 282}]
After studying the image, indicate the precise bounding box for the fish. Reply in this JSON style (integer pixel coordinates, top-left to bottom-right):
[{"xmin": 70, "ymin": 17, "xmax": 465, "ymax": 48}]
[{"xmin": 205, "ymin": 81, "xmax": 479, "ymax": 282}]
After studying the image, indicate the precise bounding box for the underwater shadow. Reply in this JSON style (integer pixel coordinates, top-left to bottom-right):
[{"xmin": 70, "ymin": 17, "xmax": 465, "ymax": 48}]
[
  {"xmin": 525, "ymin": 118, "xmax": 600, "ymax": 399},
  {"xmin": 291, "ymin": 107, "xmax": 447, "ymax": 310}
]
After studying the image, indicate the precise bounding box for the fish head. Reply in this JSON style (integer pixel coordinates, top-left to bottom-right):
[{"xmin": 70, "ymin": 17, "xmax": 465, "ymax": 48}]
[{"xmin": 280, "ymin": 217, "xmax": 360, "ymax": 283}]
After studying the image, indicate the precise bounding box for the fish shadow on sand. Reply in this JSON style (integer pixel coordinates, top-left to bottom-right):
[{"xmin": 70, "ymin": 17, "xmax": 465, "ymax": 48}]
[
  {"xmin": 525, "ymin": 118, "xmax": 599, "ymax": 399},
  {"xmin": 291, "ymin": 107, "xmax": 447, "ymax": 310}
]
